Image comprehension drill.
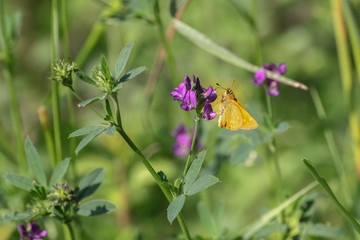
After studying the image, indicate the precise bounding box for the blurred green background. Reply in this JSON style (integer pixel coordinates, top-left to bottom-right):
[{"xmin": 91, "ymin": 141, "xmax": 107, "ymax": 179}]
[{"xmin": 1, "ymin": 0, "xmax": 360, "ymax": 239}]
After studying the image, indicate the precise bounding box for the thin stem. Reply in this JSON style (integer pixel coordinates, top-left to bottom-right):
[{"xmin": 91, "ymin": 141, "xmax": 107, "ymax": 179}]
[
  {"xmin": 61, "ymin": 0, "xmax": 70, "ymax": 59},
  {"xmin": 38, "ymin": 106, "xmax": 57, "ymax": 168},
  {"xmin": 111, "ymin": 94, "xmax": 122, "ymax": 129},
  {"xmin": 154, "ymin": 0, "xmax": 178, "ymax": 84},
  {"xmin": 75, "ymin": 22, "xmax": 105, "ymax": 68},
  {"xmin": 0, "ymin": 0, "xmax": 26, "ymax": 171},
  {"xmin": 51, "ymin": 0, "xmax": 62, "ymax": 164},
  {"xmin": 65, "ymin": 222, "xmax": 76, "ymax": 240},
  {"xmin": 116, "ymin": 127, "xmax": 192, "ymax": 240},
  {"xmin": 183, "ymin": 115, "xmax": 200, "ymax": 177}
]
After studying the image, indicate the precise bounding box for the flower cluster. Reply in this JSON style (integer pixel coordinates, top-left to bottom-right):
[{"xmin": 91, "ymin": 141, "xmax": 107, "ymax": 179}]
[
  {"xmin": 49, "ymin": 182, "xmax": 77, "ymax": 205},
  {"xmin": 92, "ymin": 65, "xmax": 114, "ymax": 93},
  {"xmin": 51, "ymin": 59, "xmax": 75, "ymax": 88},
  {"xmin": 252, "ymin": 62, "xmax": 287, "ymax": 96},
  {"xmin": 18, "ymin": 220, "xmax": 47, "ymax": 240},
  {"xmin": 172, "ymin": 124, "xmax": 203, "ymax": 158},
  {"xmin": 171, "ymin": 75, "xmax": 217, "ymax": 120}
]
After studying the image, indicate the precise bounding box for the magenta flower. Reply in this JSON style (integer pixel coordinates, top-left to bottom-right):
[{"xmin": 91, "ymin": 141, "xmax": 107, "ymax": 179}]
[
  {"xmin": 252, "ymin": 62, "xmax": 287, "ymax": 96},
  {"xmin": 18, "ymin": 220, "xmax": 47, "ymax": 240},
  {"xmin": 172, "ymin": 124, "xmax": 203, "ymax": 158},
  {"xmin": 171, "ymin": 75, "xmax": 217, "ymax": 120}
]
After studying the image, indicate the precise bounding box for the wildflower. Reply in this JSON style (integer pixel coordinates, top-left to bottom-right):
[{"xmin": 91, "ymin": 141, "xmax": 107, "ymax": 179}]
[
  {"xmin": 172, "ymin": 124, "xmax": 203, "ymax": 158},
  {"xmin": 50, "ymin": 182, "xmax": 77, "ymax": 204},
  {"xmin": 252, "ymin": 62, "xmax": 287, "ymax": 96},
  {"xmin": 51, "ymin": 59, "xmax": 75, "ymax": 88},
  {"xmin": 171, "ymin": 75, "xmax": 217, "ymax": 120},
  {"xmin": 18, "ymin": 220, "xmax": 47, "ymax": 240}
]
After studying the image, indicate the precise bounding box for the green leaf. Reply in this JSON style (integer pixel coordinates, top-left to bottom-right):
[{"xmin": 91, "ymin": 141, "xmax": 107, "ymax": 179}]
[
  {"xmin": 0, "ymin": 211, "xmax": 31, "ymax": 223},
  {"xmin": 25, "ymin": 137, "xmax": 47, "ymax": 187},
  {"xmin": 77, "ymin": 199, "xmax": 116, "ymax": 216},
  {"xmin": 167, "ymin": 194, "xmax": 186, "ymax": 223},
  {"xmin": 49, "ymin": 158, "xmax": 70, "ymax": 187},
  {"xmin": 74, "ymin": 68, "xmax": 96, "ymax": 86},
  {"xmin": 304, "ymin": 223, "xmax": 346, "ymax": 238},
  {"xmin": 77, "ymin": 168, "xmax": 106, "ymax": 200},
  {"xmin": 303, "ymin": 159, "xmax": 360, "ymax": 233},
  {"xmin": 77, "ymin": 93, "xmax": 107, "ymax": 107},
  {"xmin": 198, "ymin": 202, "xmax": 217, "ymax": 237},
  {"xmin": 75, "ymin": 127, "xmax": 106, "ymax": 155},
  {"xmin": 69, "ymin": 125, "xmax": 107, "ymax": 138},
  {"xmin": 255, "ymin": 223, "xmax": 287, "ymax": 238},
  {"xmin": 115, "ymin": 41, "xmax": 134, "ymax": 79},
  {"xmin": 172, "ymin": 19, "xmax": 308, "ymax": 90},
  {"xmin": 186, "ymin": 175, "xmax": 219, "ymax": 196},
  {"xmin": 5, "ymin": 173, "xmax": 34, "ymax": 191},
  {"xmin": 119, "ymin": 66, "xmax": 146, "ymax": 83},
  {"xmin": 275, "ymin": 122, "xmax": 290, "ymax": 134},
  {"xmin": 184, "ymin": 150, "xmax": 206, "ymax": 193},
  {"xmin": 104, "ymin": 125, "xmax": 116, "ymax": 136},
  {"xmin": 240, "ymin": 181, "xmax": 318, "ymax": 239},
  {"xmin": 112, "ymin": 66, "xmax": 146, "ymax": 93}
]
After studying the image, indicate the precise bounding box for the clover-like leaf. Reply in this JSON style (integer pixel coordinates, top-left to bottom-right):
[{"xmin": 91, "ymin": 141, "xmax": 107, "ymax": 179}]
[
  {"xmin": 25, "ymin": 137, "xmax": 47, "ymax": 187},
  {"xmin": 167, "ymin": 194, "xmax": 186, "ymax": 223},
  {"xmin": 77, "ymin": 199, "xmax": 116, "ymax": 216},
  {"xmin": 5, "ymin": 174, "xmax": 34, "ymax": 191},
  {"xmin": 49, "ymin": 158, "xmax": 70, "ymax": 187},
  {"xmin": 115, "ymin": 41, "xmax": 134, "ymax": 80},
  {"xmin": 77, "ymin": 168, "xmax": 106, "ymax": 201}
]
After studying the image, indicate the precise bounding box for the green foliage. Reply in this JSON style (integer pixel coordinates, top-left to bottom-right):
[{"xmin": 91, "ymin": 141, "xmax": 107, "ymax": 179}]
[
  {"xmin": 77, "ymin": 200, "xmax": 116, "ymax": 217},
  {"xmin": 25, "ymin": 137, "xmax": 47, "ymax": 187},
  {"xmin": 49, "ymin": 158, "xmax": 71, "ymax": 187},
  {"xmin": 5, "ymin": 173, "xmax": 34, "ymax": 191},
  {"xmin": 115, "ymin": 41, "xmax": 134, "ymax": 79},
  {"xmin": 76, "ymin": 168, "xmax": 106, "ymax": 201},
  {"xmin": 167, "ymin": 194, "xmax": 186, "ymax": 223}
]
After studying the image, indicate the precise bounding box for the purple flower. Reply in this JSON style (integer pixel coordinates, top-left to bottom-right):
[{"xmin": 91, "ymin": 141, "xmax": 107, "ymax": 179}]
[
  {"xmin": 18, "ymin": 220, "xmax": 47, "ymax": 240},
  {"xmin": 252, "ymin": 62, "xmax": 287, "ymax": 96},
  {"xmin": 171, "ymin": 75, "xmax": 217, "ymax": 119},
  {"xmin": 172, "ymin": 124, "xmax": 202, "ymax": 158}
]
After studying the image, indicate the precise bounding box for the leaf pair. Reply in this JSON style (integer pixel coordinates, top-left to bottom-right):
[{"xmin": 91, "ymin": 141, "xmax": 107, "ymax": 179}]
[
  {"xmin": 75, "ymin": 168, "xmax": 116, "ymax": 217},
  {"xmin": 68, "ymin": 125, "xmax": 115, "ymax": 155},
  {"xmin": 5, "ymin": 138, "xmax": 71, "ymax": 191},
  {"xmin": 167, "ymin": 150, "xmax": 219, "ymax": 223}
]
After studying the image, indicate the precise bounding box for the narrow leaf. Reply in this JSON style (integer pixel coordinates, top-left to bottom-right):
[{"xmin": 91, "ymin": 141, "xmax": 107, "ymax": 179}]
[
  {"xmin": 75, "ymin": 127, "xmax": 106, "ymax": 155},
  {"xmin": 167, "ymin": 194, "xmax": 186, "ymax": 223},
  {"xmin": 186, "ymin": 175, "xmax": 219, "ymax": 196},
  {"xmin": 25, "ymin": 137, "xmax": 47, "ymax": 186},
  {"xmin": 184, "ymin": 150, "xmax": 207, "ymax": 193},
  {"xmin": 304, "ymin": 223, "xmax": 346, "ymax": 238},
  {"xmin": 172, "ymin": 19, "xmax": 308, "ymax": 90},
  {"xmin": 69, "ymin": 125, "xmax": 106, "ymax": 138},
  {"xmin": 275, "ymin": 122, "xmax": 290, "ymax": 134},
  {"xmin": 118, "ymin": 66, "xmax": 146, "ymax": 83},
  {"xmin": 77, "ymin": 199, "xmax": 116, "ymax": 216},
  {"xmin": 5, "ymin": 174, "xmax": 34, "ymax": 191},
  {"xmin": 303, "ymin": 159, "xmax": 360, "ymax": 233},
  {"xmin": 77, "ymin": 168, "xmax": 106, "ymax": 200},
  {"xmin": 115, "ymin": 41, "xmax": 134, "ymax": 79},
  {"xmin": 74, "ymin": 68, "xmax": 96, "ymax": 86},
  {"xmin": 240, "ymin": 181, "xmax": 318, "ymax": 239},
  {"xmin": 0, "ymin": 211, "xmax": 31, "ymax": 223},
  {"xmin": 49, "ymin": 158, "xmax": 70, "ymax": 187},
  {"xmin": 77, "ymin": 93, "xmax": 107, "ymax": 107}
]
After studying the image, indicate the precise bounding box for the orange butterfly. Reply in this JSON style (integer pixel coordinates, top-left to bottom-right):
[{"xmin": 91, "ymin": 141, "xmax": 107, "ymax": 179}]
[{"xmin": 217, "ymin": 83, "xmax": 258, "ymax": 130}]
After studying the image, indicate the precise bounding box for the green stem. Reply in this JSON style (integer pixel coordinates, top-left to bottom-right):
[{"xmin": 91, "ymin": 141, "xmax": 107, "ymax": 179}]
[
  {"xmin": 303, "ymin": 159, "xmax": 360, "ymax": 233},
  {"xmin": 111, "ymin": 94, "xmax": 123, "ymax": 129},
  {"xmin": 51, "ymin": 0, "xmax": 62, "ymax": 164},
  {"xmin": 61, "ymin": 0, "xmax": 69, "ymax": 59},
  {"xmin": 75, "ymin": 22, "xmax": 105, "ymax": 68},
  {"xmin": 65, "ymin": 222, "xmax": 76, "ymax": 240},
  {"xmin": 70, "ymin": 89, "xmax": 104, "ymax": 119},
  {"xmin": 0, "ymin": 0, "xmax": 26, "ymax": 171},
  {"xmin": 154, "ymin": 0, "xmax": 178, "ymax": 84},
  {"xmin": 183, "ymin": 115, "xmax": 200, "ymax": 177},
  {"xmin": 116, "ymin": 127, "xmax": 191, "ymax": 240}
]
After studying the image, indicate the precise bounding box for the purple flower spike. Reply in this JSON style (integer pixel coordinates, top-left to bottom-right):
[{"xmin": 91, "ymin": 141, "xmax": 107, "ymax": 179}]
[
  {"xmin": 172, "ymin": 124, "xmax": 203, "ymax": 158},
  {"xmin": 18, "ymin": 220, "xmax": 47, "ymax": 240},
  {"xmin": 202, "ymin": 103, "xmax": 216, "ymax": 120},
  {"xmin": 171, "ymin": 74, "xmax": 218, "ymax": 120},
  {"xmin": 266, "ymin": 79, "xmax": 279, "ymax": 96},
  {"xmin": 252, "ymin": 69, "xmax": 266, "ymax": 86},
  {"xmin": 252, "ymin": 62, "xmax": 287, "ymax": 96}
]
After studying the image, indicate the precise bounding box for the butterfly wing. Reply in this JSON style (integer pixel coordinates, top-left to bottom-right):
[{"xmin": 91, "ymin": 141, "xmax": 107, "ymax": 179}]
[
  {"xmin": 236, "ymin": 100, "xmax": 259, "ymax": 129},
  {"xmin": 218, "ymin": 100, "xmax": 244, "ymax": 130},
  {"xmin": 218, "ymin": 99, "xmax": 258, "ymax": 130}
]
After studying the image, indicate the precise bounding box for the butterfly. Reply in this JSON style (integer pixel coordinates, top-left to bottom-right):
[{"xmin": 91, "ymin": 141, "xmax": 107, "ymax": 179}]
[{"xmin": 217, "ymin": 83, "xmax": 259, "ymax": 130}]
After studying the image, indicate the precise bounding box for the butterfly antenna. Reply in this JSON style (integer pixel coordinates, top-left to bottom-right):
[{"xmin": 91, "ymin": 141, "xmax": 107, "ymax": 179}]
[{"xmin": 216, "ymin": 83, "xmax": 226, "ymax": 90}]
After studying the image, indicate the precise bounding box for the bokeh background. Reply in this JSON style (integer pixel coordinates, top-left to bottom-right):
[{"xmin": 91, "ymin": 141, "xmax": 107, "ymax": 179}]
[{"xmin": 1, "ymin": 0, "xmax": 360, "ymax": 239}]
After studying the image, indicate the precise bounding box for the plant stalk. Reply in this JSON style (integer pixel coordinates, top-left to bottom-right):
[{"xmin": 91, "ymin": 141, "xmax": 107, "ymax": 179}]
[{"xmin": 183, "ymin": 115, "xmax": 200, "ymax": 177}]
